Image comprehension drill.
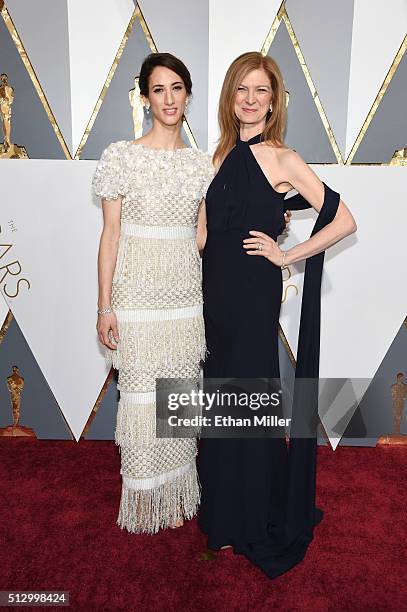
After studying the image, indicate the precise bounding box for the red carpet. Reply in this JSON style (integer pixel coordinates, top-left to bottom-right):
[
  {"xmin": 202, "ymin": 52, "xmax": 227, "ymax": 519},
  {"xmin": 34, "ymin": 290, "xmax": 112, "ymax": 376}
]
[{"xmin": 1, "ymin": 439, "xmax": 406, "ymax": 611}]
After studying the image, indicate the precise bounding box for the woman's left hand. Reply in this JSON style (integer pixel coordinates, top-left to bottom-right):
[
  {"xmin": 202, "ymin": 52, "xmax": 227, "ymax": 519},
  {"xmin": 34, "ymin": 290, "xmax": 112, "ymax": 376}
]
[{"xmin": 243, "ymin": 230, "xmax": 284, "ymax": 266}]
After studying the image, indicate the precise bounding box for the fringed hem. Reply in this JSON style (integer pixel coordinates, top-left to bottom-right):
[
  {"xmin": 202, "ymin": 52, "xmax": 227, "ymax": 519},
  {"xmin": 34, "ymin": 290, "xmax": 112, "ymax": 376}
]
[
  {"xmin": 116, "ymin": 461, "xmax": 200, "ymax": 534},
  {"xmin": 115, "ymin": 400, "xmax": 156, "ymax": 448},
  {"xmin": 105, "ymin": 315, "xmax": 206, "ymax": 371}
]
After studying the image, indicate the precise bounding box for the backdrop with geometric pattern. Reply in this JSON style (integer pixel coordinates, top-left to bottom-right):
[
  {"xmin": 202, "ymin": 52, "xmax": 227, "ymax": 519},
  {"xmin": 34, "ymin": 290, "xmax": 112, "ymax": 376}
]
[{"xmin": 1, "ymin": 0, "xmax": 406, "ymax": 447}]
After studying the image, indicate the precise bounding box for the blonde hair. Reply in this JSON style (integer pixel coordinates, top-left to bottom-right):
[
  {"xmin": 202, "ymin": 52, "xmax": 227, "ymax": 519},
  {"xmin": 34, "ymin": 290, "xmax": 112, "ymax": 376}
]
[{"xmin": 213, "ymin": 52, "xmax": 287, "ymax": 167}]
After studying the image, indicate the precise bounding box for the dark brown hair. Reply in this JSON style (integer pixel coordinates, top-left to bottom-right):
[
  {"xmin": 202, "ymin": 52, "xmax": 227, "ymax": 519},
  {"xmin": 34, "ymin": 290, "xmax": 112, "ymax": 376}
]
[{"xmin": 139, "ymin": 53, "xmax": 192, "ymax": 97}]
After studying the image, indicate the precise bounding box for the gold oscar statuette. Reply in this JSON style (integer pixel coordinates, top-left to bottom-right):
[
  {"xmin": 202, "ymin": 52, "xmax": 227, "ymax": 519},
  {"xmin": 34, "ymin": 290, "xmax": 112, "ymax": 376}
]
[
  {"xmin": 389, "ymin": 147, "xmax": 407, "ymax": 166},
  {"xmin": 377, "ymin": 372, "xmax": 407, "ymax": 446},
  {"xmin": 129, "ymin": 76, "xmax": 144, "ymax": 140},
  {"xmin": 0, "ymin": 73, "xmax": 28, "ymax": 159},
  {"xmin": 0, "ymin": 365, "xmax": 36, "ymax": 437}
]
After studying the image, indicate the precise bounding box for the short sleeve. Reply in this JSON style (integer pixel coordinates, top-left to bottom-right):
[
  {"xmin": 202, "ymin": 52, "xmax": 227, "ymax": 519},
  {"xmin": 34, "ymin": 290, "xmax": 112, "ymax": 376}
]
[
  {"xmin": 200, "ymin": 152, "xmax": 215, "ymax": 199},
  {"xmin": 92, "ymin": 141, "xmax": 128, "ymax": 200}
]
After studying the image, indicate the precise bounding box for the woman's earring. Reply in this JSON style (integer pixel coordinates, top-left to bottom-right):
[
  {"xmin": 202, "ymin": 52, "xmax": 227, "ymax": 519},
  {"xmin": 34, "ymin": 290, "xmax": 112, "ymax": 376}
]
[
  {"xmin": 145, "ymin": 102, "xmax": 150, "ymax": 113},
  {"xmin": 269, "ymin": 104, "xmax": 273, "ymax": 113}
]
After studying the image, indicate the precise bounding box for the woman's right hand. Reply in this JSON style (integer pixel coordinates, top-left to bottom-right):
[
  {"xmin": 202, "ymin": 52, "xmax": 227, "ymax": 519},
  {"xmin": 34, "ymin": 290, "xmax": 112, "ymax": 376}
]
[{"xmin": 97, "ymin": 312, "xmax": 119, "ymax": 350}]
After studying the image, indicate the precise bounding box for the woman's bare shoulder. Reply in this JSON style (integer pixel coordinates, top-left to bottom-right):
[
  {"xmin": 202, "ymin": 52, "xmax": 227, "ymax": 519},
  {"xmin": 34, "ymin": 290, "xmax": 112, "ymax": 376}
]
[
  {"xmin": 274, "ymin": 146, "xmax": 307, "ymax": 173},
  {"xmin": 260, "ymin": 141, "xmax": 299, "ymax": 157}
]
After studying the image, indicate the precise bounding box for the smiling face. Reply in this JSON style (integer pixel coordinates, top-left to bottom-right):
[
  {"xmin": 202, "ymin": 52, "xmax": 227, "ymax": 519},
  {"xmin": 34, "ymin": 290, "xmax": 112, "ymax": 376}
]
[
  {"xmin": 144, "ymin": 65, "xmax": 188, "ymax": 127},
  {"xmin": 234, "ymin": 68, "xmax": 273, "ymax": 130}
]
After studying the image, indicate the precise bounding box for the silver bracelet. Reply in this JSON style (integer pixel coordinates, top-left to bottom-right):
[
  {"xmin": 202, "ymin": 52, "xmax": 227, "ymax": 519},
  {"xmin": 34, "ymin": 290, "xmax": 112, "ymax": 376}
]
[
  {"xmin": 280, "ymin": 251, "xmax": 287, "ymax": 269},
  {"xmin": 97, "ymin": 306, "xmax": 113, "ymax": 315}
]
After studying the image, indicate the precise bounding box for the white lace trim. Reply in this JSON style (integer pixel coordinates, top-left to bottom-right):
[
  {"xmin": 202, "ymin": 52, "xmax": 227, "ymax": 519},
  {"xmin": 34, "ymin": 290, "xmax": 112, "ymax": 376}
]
[
  {"xmin": 121, "ymin": 223, "xmax": 196, "ymax": 239},
  {"xmin": 115, "ymin": 304, "xmax": 202, "ymax": 322},
  {"xmin": 119, "ymin": 390, "xmax": 156, "ymax": 404}
]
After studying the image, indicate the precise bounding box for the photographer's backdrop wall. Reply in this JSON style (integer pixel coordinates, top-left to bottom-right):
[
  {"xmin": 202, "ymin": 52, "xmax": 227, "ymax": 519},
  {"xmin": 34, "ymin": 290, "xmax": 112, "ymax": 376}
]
[{"xmin": 0, "ymin": 0, "xmax": 406, "ymax": 447}]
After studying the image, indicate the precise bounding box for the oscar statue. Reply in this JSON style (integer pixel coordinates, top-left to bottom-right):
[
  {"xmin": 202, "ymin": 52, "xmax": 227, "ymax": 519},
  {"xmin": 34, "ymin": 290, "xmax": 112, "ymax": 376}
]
[
  {"xmin": 390, "ymin": 147, "xmax": 407, "ymax": 166},
  {"xmin": 377, "ymin": 372, "xmax": 407, "ymax": 446},
  {"xmin": 0, "ymin": 73, "xmax": 28, "ymax": 159},
  {"xmin": 0, "ymin": 366, "xmax": 35, "ymax": 437}
]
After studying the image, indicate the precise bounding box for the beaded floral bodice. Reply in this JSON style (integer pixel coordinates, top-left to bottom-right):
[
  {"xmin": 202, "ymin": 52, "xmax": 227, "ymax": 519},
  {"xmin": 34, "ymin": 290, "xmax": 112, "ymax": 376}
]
[{"xmin": 92, "ymin": 140, "xmax": 214, "ymax": 227}]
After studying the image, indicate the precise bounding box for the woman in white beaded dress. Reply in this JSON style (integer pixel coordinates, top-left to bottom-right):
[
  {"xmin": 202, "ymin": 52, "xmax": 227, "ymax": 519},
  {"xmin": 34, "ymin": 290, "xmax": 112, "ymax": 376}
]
[{"xmin": 92, "ymin": 53, "xmax": 214, "ymax": 534}]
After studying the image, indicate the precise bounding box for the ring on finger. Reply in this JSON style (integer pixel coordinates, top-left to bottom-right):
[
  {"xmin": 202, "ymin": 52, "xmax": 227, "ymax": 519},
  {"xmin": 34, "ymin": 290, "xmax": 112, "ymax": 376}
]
[{"xmin": 257, "ymin": 243, "xmax": 263, "ymax": 251}]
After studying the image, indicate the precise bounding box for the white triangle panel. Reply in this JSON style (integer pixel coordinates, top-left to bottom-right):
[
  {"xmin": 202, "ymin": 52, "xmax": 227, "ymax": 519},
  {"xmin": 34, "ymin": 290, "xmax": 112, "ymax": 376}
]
[
  {"xmin": 0, "ymin": 159, "xmax": 110, "ymax": 440},
  {"xmin": 208, "ymin": 0, "xmax": 282, "ymax": 152},
  {"xmin": 67, "ymin": 0, "xmax": 135, "ymax": 155},
  {"xmin": 0, "ymin": 294, "xmax": 10, "ymax": 332},
  {"xmin": 280, "ymin": 166, "xmax": 407, "ymax": 380},
  {"xmin": 280, "ymin": 167, "xmax": 407, "ymax": 447},
  {"xmin": 346, "ymin": 0, "xmax": 407, "ymax": 158}
]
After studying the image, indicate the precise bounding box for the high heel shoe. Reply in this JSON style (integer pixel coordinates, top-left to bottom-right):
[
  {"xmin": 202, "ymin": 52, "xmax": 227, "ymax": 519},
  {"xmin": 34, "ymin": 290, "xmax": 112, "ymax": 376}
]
[{"xmin": 169, "ymin": 518, "xmax": 184, "ymax": 529}]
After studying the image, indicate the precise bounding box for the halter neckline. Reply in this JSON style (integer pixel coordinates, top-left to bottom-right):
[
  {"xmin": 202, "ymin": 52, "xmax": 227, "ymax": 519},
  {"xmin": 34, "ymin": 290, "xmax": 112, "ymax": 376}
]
[{"xmin": 237, "ymin": 132, "xmax": 263, "ymax": 146}]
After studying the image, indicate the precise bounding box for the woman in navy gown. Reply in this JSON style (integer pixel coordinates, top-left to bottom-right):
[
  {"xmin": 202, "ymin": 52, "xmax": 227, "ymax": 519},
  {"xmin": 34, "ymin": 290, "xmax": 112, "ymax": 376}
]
[{"xmin": 197, "ymin": 52, "xmax": 357, "ymax": 579}]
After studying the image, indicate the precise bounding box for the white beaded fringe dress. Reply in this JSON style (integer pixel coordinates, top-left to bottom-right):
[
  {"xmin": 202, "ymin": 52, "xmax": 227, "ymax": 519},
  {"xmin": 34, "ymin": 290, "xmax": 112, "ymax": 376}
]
[{"xmin": 92, "ymin": 140, "xmax": 214, "ymax": 534}]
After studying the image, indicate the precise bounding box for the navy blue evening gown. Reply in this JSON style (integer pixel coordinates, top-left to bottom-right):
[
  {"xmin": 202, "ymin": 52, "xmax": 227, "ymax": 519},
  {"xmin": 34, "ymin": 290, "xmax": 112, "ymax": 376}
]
[{"xmin": 197, "ymin": 132, "xmax": 340, "ymax": 579}]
